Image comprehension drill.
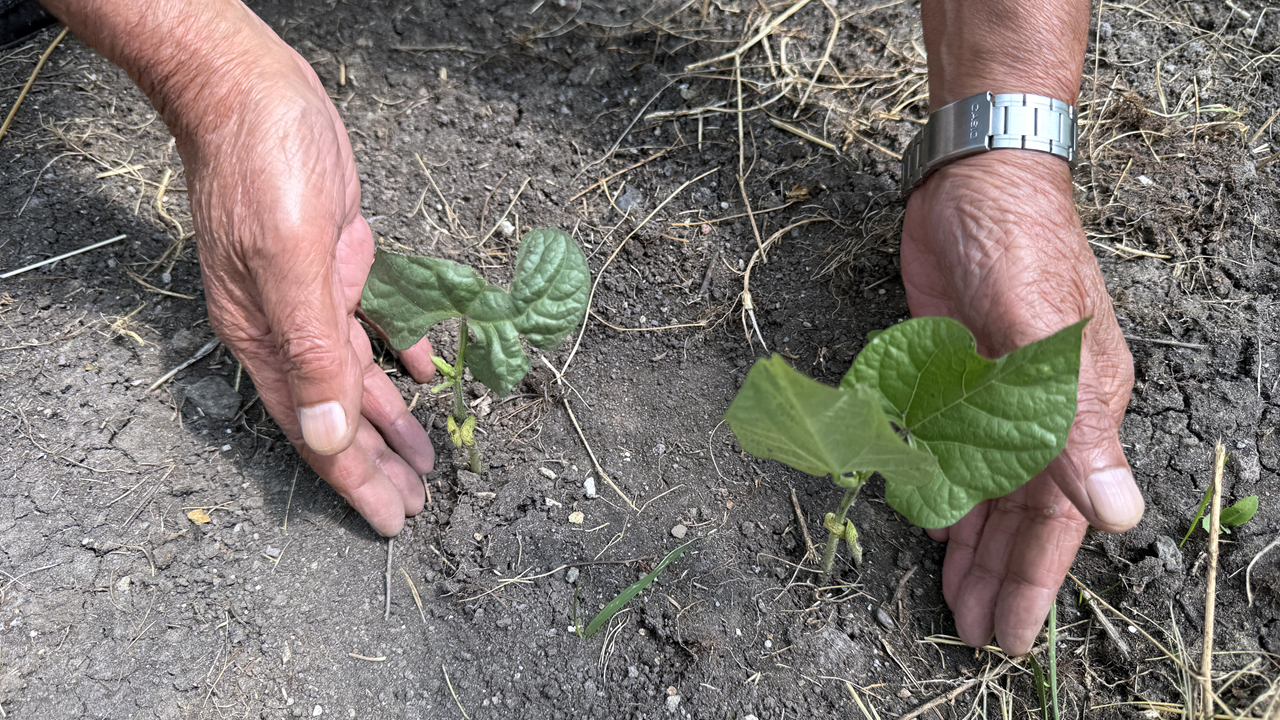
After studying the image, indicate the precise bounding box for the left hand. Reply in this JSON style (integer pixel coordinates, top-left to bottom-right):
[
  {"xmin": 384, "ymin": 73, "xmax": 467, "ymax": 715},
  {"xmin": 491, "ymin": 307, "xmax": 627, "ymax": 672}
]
[{"xmin": 900, "ymin": 151, "xmax": 1143, "ymax": 655}]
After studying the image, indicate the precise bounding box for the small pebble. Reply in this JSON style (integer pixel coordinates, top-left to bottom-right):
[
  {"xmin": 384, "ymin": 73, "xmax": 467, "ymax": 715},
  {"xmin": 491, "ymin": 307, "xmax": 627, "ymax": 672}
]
[
  {"xmin": 568, "ymin": 511, "xmax": 584, "ymax": 525},
  {"xmin": 539, "ymin": 467, "xmax": 557, "ymax": 480},
  {"xmin": 160, "ymin": 272, "xmax": 171, "ymax": 284},
  {"xmin": 875, "ymin": 606, "xmax": 896, "ymax": 630},
  {"xmin": 665, "ymin": 695, "xmax": 681, "ymax": 713},
  {"xmin": 264, "ymin": 547, "xmax": 281, "ymax": 559},
  {"xmin": 583, "ymin": 476, "xmax": 597, "ymax": 498},
  {"xmin": 498, "ymin": 220, "xmax": 516, "ymax": 238},
  {"xmin": 566, "ymin": 567, "xmax": 580, "ymax": 583},
  {"xmin": 670, "ymin": 524, "xmax": 688, "ymax": 539},
  {"xmin": 312, "ymin": 706, "xmax": 323, "ymax": 717}
]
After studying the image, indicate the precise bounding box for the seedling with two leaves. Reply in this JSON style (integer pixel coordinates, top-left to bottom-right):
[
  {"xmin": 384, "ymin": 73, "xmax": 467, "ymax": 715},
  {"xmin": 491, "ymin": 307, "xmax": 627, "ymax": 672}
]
[
  {"xmin": 361, "ymin": 228, "xmax": 590, "ymax": 472},
  {"xmin": 726, "ymin": 317, "xmax": 1087, "ymax": 581},
  {"xmin": 1181, "ymin": 485, "xmax": 1259, "ymax": 547}
]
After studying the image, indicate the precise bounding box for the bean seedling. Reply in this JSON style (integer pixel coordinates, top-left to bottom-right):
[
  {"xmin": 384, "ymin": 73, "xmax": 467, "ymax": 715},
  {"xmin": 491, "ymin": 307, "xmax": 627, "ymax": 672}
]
[
  {"xmin": 725, "ymin": 317, "xmax": 1086, "ymax": 581},
  {"xmin": 361, "ymin": 228, "xmax": 590, "ymax": 472}
]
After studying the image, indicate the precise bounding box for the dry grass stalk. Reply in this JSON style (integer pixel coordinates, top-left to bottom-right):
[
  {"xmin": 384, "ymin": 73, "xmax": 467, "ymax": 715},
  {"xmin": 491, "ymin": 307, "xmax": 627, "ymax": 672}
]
[
  {"xmin": 1201, "ymin": 441, "xmax": 1226, "ymax": 719},
  {"xmin": 0, "ymin": 27, "xmax": 68, "ymax": 144}
]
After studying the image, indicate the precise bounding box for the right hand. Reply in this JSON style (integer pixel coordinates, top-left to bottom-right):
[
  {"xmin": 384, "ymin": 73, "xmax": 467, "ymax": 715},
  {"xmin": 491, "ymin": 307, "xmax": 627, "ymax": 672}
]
[
  {"xmin": 175, "ymin": 27, "xmax": 437, "ymax": 536},
  {"xmin": 900, "ymin": 152, "xmax": 1142, "ymax": 653}
]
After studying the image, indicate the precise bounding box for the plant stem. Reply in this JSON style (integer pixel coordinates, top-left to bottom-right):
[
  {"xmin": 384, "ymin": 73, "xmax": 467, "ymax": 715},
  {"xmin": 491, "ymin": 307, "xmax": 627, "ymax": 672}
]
[
  {"xmin": 451, "ymin": 320, "xmax": 469, "ymax": 422},
  {"xmin": 451, "ymin": 320, "xmax": 483, "ymax": 474},
  {"xmin": 819, "ymin": 477, "xmax": 864, "ymax": 583}
]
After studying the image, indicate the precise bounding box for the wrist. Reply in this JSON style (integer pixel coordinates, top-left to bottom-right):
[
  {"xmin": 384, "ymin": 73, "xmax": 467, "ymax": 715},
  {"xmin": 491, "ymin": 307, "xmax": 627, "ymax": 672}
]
[
  {"xmin": 921, "ymin": 0, "xmax": 1091, "ymax": 108},
  {"xmin": 40, "ymin": 0, "xmax": 299, "ymax": 144},
  {"xmin": 910, "ymin": 152, "xmax": 1082, "ymax": 253}
]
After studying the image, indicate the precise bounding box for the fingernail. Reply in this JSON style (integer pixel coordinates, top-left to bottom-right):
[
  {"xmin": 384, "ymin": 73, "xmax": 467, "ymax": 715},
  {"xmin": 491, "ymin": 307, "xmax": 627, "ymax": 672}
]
[
  {"xmin": 1086, "ymin": 467, "xmax": 1144, "ymax": 529},
  {"xmin": 298, "ymin": 401, "xmax": 349, "ymax": 454}
]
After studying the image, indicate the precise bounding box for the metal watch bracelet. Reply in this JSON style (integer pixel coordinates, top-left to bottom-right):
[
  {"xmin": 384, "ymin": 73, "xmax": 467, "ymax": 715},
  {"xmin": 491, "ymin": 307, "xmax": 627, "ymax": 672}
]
[{"xmin": 900, "ymin": 92, "xmax": 1077, "ymax": 196}]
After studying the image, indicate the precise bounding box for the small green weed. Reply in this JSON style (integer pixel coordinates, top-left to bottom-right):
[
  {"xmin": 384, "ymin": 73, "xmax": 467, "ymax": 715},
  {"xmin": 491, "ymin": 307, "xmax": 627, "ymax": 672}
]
[{"xmin": 580, "ymin": 539, "xmax": 697, "ymax": 640}]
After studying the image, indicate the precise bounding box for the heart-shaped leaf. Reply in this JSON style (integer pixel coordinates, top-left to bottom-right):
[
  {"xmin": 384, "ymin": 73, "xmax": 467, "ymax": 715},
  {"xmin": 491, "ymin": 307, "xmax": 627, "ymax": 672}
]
[
  {"xmin": 725, "ymin": 355, "xmax": 939, "ymax": 487},
  {"xmin": 361, "ymin": 228, "xmax": 590, "ymax": 395},
  {"xmin": 843, "ymin": 317, "xmax": 1085, "ymax": 528}
]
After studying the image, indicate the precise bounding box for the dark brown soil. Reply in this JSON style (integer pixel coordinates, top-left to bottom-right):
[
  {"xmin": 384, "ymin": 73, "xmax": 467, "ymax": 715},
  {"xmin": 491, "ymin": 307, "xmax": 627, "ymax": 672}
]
[{"xmin": 1, "ymin": 1, "xmax": 1278, "ymax": 718}]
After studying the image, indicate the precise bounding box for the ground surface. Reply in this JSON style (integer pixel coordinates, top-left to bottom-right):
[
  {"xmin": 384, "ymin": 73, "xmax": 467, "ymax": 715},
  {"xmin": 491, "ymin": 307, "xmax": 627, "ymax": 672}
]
[{"xmin": 1, "ymin": 1, "xmax": 1279, "ymax": 718}]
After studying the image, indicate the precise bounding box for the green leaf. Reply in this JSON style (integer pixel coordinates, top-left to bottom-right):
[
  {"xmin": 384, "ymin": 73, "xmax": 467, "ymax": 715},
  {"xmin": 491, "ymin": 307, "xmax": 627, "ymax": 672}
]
[
  {"xmin": 1222, "ymin": 495, "xmax": 1259, "ymax": 526},
  {"xmin": 724, "ymin": 356, "xmax": 939, "ymax": 487},
  {"xmin": 1181, "ymin": 481, "xmax": 1214, "ymax": 548},
  {"xmin": 430, "ymin": 356, "xmax": 456, "ymax": 378},
  {"xmin": 361, "ymin": 228, "xmax": 590, "ymax": 395},
  {"xmin": 1202, "ymin": 495, "xmax": 1259, "ymax": 534},
  {"xmin": 844, "ymin": 317, "xmax": 1085, "ymax": 528},
  {"xmin": 582, "ymin": 539, "xmax": 696, "ymax": 640}
]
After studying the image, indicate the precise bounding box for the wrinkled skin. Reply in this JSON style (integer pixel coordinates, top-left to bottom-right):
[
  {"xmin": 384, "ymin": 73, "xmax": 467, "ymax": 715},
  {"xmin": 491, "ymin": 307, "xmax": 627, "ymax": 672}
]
[
  {"xmin": 901, "ymin": 151, "xmax": 1142, "ymax": 654},
  {"xmin": 178, "ymin": 50, "xmax": 438, "ymax": 537}
]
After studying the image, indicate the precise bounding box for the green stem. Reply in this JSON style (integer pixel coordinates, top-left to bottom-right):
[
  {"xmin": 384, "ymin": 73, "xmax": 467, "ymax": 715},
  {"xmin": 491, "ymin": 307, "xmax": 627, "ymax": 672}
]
[
  {"xmin": 452, "ymin": 320, "xmax": 469, "ymax": 422},
  {"xmin": 451, "ymin": 321, "xmax": 483, "ymax": 474},
  {"xmin": 819, "ymin": 474, "xmax": 866, "ymax": 584}
]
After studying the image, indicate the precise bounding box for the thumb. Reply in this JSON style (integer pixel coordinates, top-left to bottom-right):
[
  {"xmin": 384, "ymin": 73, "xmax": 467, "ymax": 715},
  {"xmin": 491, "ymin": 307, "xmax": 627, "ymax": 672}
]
[
  {"xmin": 257, "ymin": 243, "xmax": 364, "ymax": 456},
  {"xmin": 1046, "ymin": 378, "xmax": 1144, "ymax": 534}
]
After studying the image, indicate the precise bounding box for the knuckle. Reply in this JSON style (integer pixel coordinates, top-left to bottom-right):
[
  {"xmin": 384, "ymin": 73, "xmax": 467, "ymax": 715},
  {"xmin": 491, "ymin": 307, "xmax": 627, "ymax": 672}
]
[{"xmin": 278, "ymin": 329, "xmax": 345, "ymax": 378}]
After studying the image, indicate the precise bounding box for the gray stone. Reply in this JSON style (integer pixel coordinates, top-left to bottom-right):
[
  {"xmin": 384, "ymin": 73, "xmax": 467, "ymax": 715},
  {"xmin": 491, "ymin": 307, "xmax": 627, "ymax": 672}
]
[
  {"xmin": 1154, "ymin": 535, "xmax": 1183, "ymax": 573},
  {"xmin": 1132, "ymin": 556, "xmax": 1166, "ymax": 594},
  {"xmin": 875, "ymin": 606, "xmax": 896, "ymax": 630},
  {"xmin": 566, "ymin": 567, "xmax": 579, "ymax": 584},
  {"xmin": 670, "ymin": 524, "xmax": 687, "ymax": 539},
  {"xmin": 184, "ymin": 376, "xmax": 241, "ymax": 420},
  {"xmin": 457, "ymin": 469, "xmax": 485, "ymax": 494}
]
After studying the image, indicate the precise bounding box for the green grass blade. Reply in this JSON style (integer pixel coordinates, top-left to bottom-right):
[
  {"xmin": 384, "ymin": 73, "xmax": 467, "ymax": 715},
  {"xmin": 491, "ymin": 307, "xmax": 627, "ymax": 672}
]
[
  {"xmin": 582, "ymin": 539, "xmax": 697, "ymax": 639},
  {"xmin": 1180, "ymin": 482, "xmax": 1214, "ymax": 548},
  {"xmin": 1029, "ymin": 653, "xmax": 1049, "ymax": 719}
]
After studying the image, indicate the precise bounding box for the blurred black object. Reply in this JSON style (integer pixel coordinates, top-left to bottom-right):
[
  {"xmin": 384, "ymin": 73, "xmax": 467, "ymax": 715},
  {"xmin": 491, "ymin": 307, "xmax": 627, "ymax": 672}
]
[{"xmin": 1, "ymin": 0, "xmax": 56, "ymax": 51}]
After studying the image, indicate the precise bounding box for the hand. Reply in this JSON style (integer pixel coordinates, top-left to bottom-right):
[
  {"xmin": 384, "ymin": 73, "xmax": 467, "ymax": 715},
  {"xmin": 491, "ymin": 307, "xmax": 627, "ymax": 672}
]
[
  {"xmin": 177, "ymin": 39, "xmax": 437, "ymax": 536},
  {"xmin": 900, "ymin": 151, "xmax": 1143, "ymax": 655}
]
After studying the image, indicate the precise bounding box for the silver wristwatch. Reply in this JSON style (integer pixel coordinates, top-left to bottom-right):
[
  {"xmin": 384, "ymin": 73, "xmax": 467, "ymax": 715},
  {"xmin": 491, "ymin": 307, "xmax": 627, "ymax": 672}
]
[{"xmin": 900, "ymin": 92, "xmax": 1077, "ymax": 196}]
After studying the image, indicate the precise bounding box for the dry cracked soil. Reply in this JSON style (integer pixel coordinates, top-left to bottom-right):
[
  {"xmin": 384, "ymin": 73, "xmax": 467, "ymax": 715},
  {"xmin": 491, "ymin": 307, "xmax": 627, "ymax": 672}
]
[{"xmin": 1, "ymin": 1, "xmax": 1279, "ymax": 718}]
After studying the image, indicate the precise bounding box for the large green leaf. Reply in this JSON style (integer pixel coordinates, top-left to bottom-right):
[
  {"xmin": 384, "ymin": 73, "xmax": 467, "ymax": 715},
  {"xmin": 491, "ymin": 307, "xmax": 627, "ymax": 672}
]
[
  {"xmin": 361, "ymin": 228, "xmax": 589, "ymax": 395},
  {"xmin": 725, "ymin": 356, "xmax": 939, "ymax": 487},
  {"xmin": 843, "ymin": 317, "xmax": 1086, "ymax": 528}
]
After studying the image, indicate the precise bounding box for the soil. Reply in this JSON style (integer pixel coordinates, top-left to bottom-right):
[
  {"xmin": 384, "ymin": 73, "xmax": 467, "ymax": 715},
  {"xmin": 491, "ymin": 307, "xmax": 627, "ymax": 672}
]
[{"xmin": 2, "ymin": 1, "xmax": 1279, "ymax": 718}]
